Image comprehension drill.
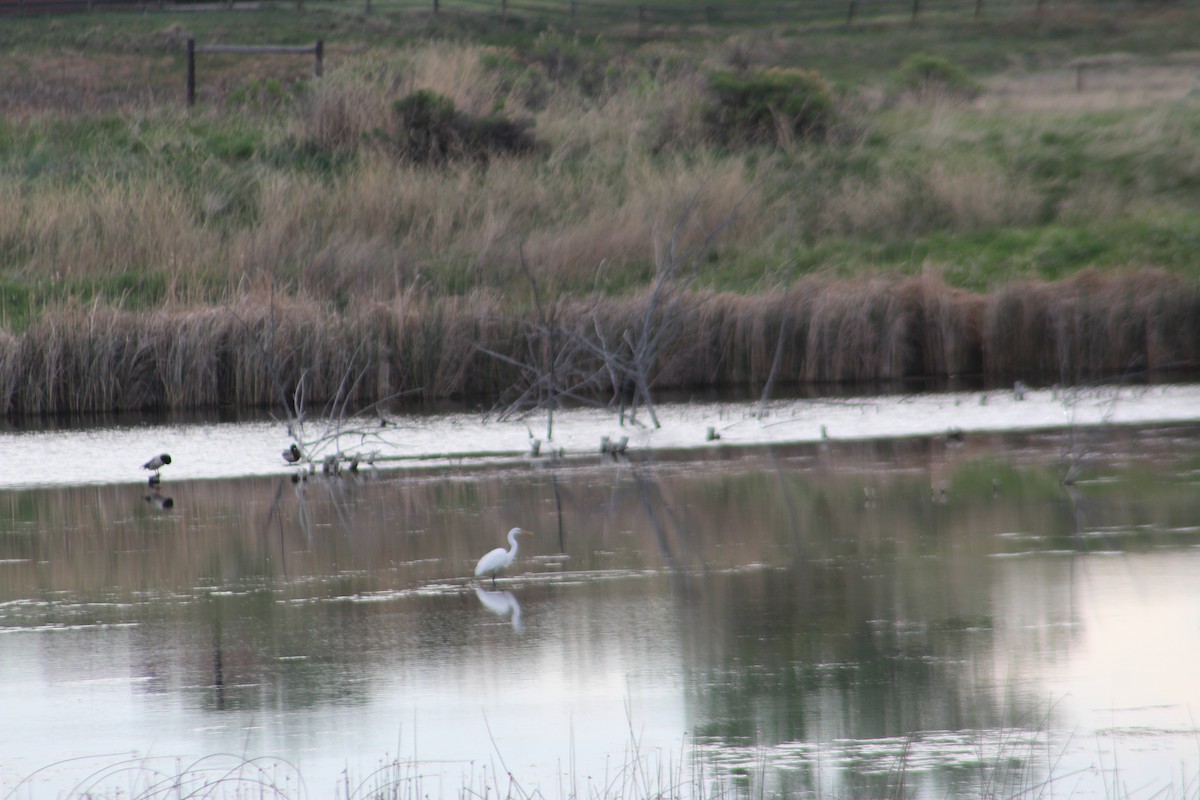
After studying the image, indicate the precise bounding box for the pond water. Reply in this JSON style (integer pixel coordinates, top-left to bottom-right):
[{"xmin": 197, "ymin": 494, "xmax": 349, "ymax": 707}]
[{"xmin": 2, "ymin": 388, "xmax": 1200, "ymax": 799}]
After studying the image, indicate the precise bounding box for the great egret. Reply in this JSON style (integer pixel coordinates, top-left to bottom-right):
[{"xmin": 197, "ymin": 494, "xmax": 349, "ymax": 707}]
[
  {"xmin": 143, "ymin": 453, "xmax": 171, "ymax": 475},
  {"xmin": 474, "ymin": 527, "xmax": 532, "ymax": 586}
]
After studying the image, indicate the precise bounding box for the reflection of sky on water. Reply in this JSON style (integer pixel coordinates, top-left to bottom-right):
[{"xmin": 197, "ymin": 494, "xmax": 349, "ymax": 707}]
[
  {"xmin": 7, "ymin": 557, "xmax": 1180, "ymax": 800},
  {"xmin": 1, "ymin": 585, "xmax": 690, "ymax": 797}
]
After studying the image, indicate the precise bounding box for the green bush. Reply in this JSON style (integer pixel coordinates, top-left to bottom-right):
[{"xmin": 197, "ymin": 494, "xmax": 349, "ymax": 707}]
[
  {"xmin": 886, "ymin": 54, "xmax": 981, "ymax": 103},
  {"xmin": 391, "ymin": 89, "xmax": 538, "ymax": 164},
  {"xmin": 704, "ymin": 69, "xmax": 834, "ymax": 148}
]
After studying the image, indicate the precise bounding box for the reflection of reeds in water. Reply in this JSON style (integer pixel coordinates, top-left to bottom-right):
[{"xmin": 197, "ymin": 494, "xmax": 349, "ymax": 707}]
[
  {"xmin": 0, "ymin": 425, "xmax": 1191, "ymax": 602},
  {"xmin": 1, "ymin": 270, "xmax": 1196, "ymax": 416}
]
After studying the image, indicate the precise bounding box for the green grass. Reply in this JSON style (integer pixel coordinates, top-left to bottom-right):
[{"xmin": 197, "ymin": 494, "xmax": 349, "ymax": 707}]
[{"xmin": 784, "ymin": 217, "xmax": 1200, "ymax": 292}]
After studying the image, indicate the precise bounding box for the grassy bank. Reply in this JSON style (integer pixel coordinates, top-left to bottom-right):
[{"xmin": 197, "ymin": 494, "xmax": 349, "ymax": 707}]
[{"xmin": 3, "ymin": 4, "xmax": 1200, "ymax": 414}]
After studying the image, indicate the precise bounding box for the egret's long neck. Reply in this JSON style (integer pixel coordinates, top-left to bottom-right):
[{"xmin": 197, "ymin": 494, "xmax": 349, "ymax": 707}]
[{"xmin": 508, "ymin": 530, "xmax": 521, "ymax": 557}]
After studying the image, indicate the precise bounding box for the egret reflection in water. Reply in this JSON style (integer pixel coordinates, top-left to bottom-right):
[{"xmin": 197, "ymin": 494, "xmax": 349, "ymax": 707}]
[{"xmin": 475, "ymin": 587, "xmax": 523, "ymax": 632}]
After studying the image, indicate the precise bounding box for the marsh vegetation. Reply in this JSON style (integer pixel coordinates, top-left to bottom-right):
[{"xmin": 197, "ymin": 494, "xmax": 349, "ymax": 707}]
[{"xmin": 3, "ymin": 3, "xmax": 1200, "ymax": 414}]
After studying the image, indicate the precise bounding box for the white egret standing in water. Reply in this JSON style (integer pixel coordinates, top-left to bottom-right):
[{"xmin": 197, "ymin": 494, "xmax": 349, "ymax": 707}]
[{"xmin": 474, "ymin": 527, "xmax": 532, "ymax": 586}]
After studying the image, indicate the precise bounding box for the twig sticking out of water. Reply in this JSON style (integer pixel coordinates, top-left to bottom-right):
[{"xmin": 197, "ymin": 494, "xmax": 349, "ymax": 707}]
[{"xmin": 225, "ymin": 285, "xmax": 416, "ymax": 471}]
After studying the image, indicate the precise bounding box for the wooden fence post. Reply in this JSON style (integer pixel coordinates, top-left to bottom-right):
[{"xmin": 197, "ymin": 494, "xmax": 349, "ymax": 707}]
[
  {"xmin": 569, "ymin": 0, "xmax": 575, "ymax": 18},
  {"xmin": 432, "ymin": 0, "xmax": 438, "ymax": 12},
  {"xmin": 187, "ymin": 41, "xmax": 324, "ymax": 106},
  {"xmin": 911, "ymin": 0, "xmax": 920, "ymax": 22},
  {"xmin": 637, "ymin": 4, "xmax": 646, "ymax": 31},
  {"xmin": 974, "ymin": 0, "xmax": 983, "ymax": 17},
  {"xmin": 846, "ymin": 0, "xmax": 857, "ymax": 25},
  {"xmin": 501, "ymin": 0, "xmax": 508, "ymax": 22},
  {"xmin": 186, "ymin": 38, "xmax": 196, "ymax": 107}
]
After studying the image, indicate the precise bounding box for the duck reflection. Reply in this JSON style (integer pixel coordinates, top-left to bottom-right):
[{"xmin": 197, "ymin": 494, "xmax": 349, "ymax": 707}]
[
  {"xmin": 474, "ymin": 587, "xmax": 523, "ymax": 632},
  {"xmin": 143, "ymin": 488, "xmax": 175, "ymax": 511}
]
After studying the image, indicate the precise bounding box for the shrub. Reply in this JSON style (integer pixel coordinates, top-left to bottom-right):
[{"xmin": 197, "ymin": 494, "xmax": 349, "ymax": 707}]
[
  {"xmin": 886, "ymin": 54, "xmax": 981, "ymax": 104},
  {"xmin": 704, "ymin": 69, "xmax": 834, "ymax": 148},
  {"xmin": 390, "ymin": 89, "xmax": 538, "ymax": 164}
]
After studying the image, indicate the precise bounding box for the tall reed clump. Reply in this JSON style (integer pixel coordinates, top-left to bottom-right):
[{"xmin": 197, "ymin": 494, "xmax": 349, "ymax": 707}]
[
  {"xmin": 982, "ymin": 268, "xmax": 1200, "ymax": 382},
  {"xmin": 2, "ymin": 271, "xmax": 1195, "ymax": 417},
  {"xmin": 0, "ymin": 291, "xmax": 524, "ymax": 415}
]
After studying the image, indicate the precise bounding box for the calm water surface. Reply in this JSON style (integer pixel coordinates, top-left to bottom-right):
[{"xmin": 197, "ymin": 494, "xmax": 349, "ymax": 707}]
[{"xmin": 2, "ymin": 418, "xmax": 1200, "ymax": 798}]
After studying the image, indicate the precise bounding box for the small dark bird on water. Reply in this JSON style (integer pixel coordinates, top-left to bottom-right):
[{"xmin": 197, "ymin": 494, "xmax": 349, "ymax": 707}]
[
  {"xmin": 283, "ymin": 444, "xmax": 302, "ymax": 463},
  {"xmin": 143, "ymin": 453, "xmax": 171, "ymax": 475}
]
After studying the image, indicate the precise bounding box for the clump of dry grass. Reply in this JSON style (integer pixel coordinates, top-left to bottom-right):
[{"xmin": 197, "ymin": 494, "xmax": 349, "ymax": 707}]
[
  {"xmin": 983, "ymin": 268, "xmax": 1200, "ymax": 382},
  {"xmin": 291, "ymin": 44, "xmax": 521, "ymax": 155},
  {"xmin": 0, "ymin": 175, "xmax": 211, "ymax": 281},
  {"xmin": 813, "ymin": 153, "xmax": 1044, "ymax": 239},
  {"xmin": 295, "ymin": 75, "xmax": 392, "ymax": 153}
]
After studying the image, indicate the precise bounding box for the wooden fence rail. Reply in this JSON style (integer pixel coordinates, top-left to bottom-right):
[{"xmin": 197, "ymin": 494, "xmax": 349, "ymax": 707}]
[{"xmin": 186, "ymin": 37, "xmax": 323, "ymax": 106}]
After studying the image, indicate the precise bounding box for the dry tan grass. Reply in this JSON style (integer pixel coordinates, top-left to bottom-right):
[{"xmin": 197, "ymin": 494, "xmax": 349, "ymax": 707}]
[
  {"xmin": 0, "ymin": 176, "xmax": 209, "ymax": 281},
  {"xmin": 815, "ymin": 162, "xmax": 1042, "ymax": 239},
  {"xmin": 294, "ymin": 74, "xmax": 392, "ymax": 153},
  {"xmin": 8, "ymin": 41, "xmax": 1198, "ymax": 316},
  {"xmin": 979, "ymin": 63, "xmax": 1200, "ymax": 113},
  {"xmin": 4, "ymin": 270, "xmax": 1197, "ymax": 415},
  {"xmin": 402, "ymin": 43, "xmax": 508, "ymax": 118}
]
